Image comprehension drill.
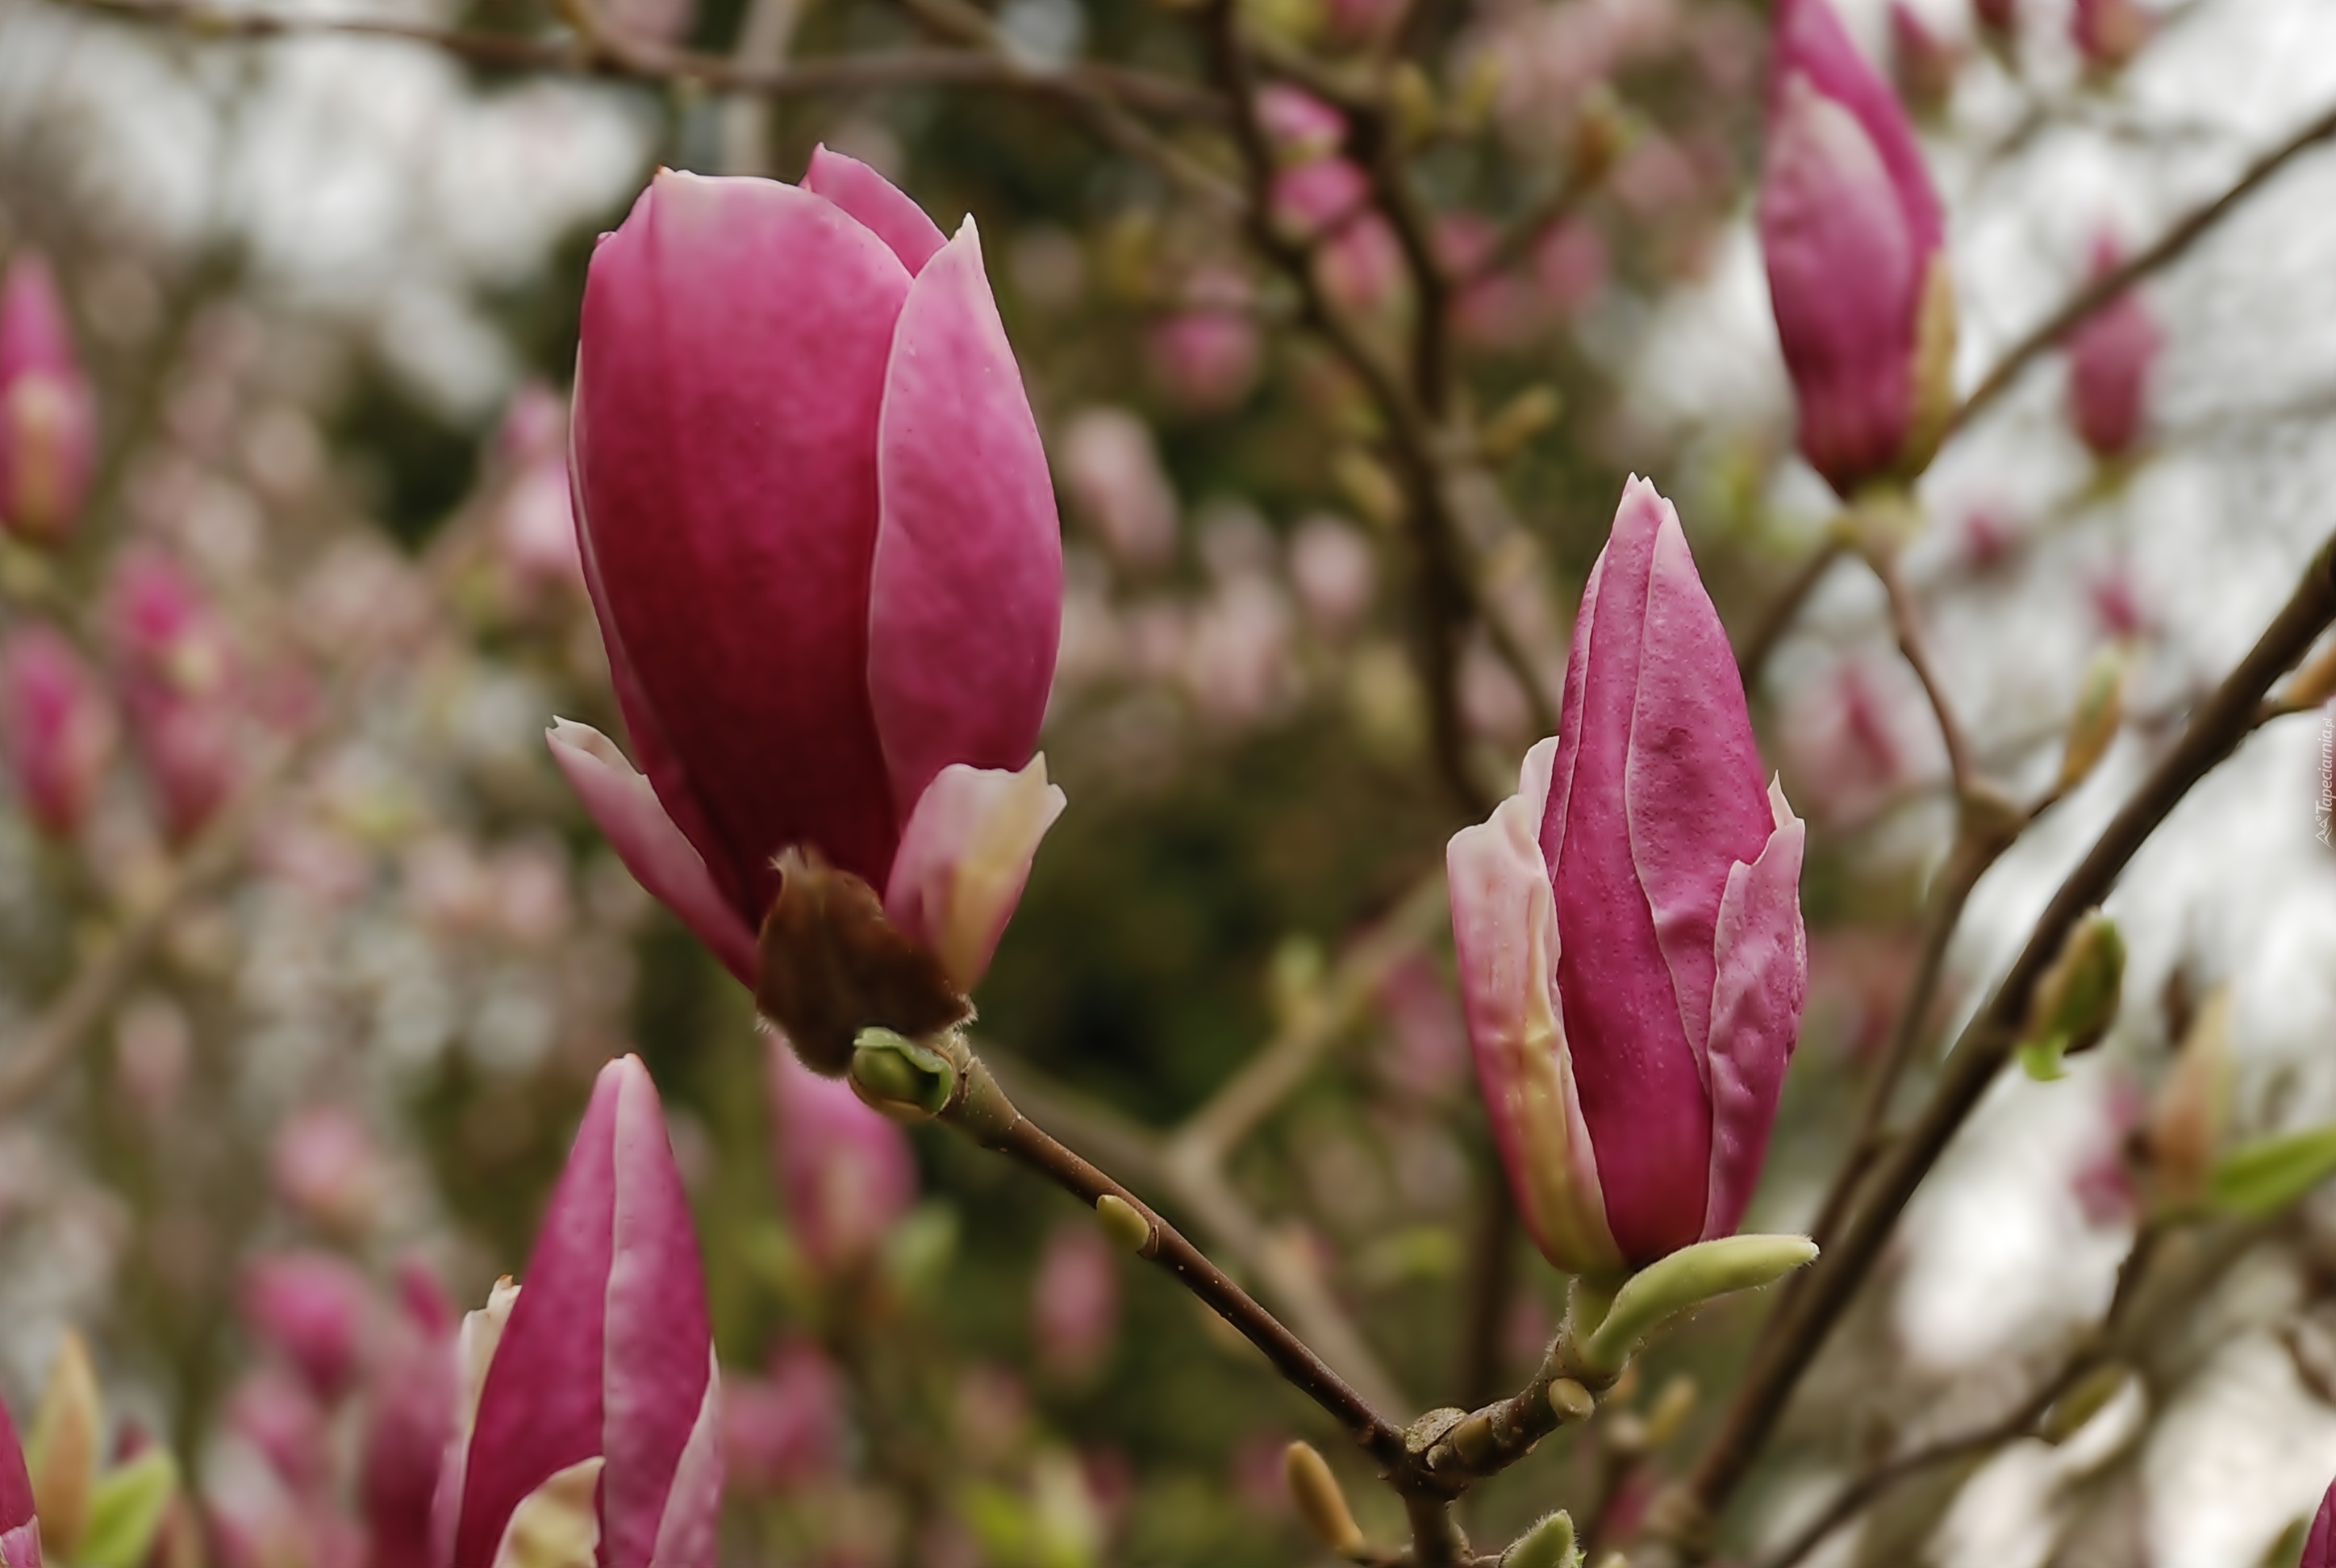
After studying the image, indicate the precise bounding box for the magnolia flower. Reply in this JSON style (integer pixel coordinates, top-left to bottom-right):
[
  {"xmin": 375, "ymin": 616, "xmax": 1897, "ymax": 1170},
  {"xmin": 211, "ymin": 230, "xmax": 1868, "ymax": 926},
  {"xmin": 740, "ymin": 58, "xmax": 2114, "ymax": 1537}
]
[
  {"xmin": 0, "ymin": 252, "xmax": 95, "ymax": 544},
  {"xmin": 104, "ymin": 548, "xmax": 244, "ymax": 844},
  {"xmin": 241, "ymin": 1252, "xmax": 371, "ymax": 1403},
  {"xmin": 2307, "ymin": 1473, "xmax": 2336, "ymax": 1568},
  {"xmin": 552, "ymin": 151, "xmax": 1064, "ymax": 1025},
  {"xmin": 440, "ymin": 1056, "xmax": 719, "ymax": 1568},
  {"xmin": 1447, "ymin": 480, "xmax": 1808, "ymax": 1274},
  {"xmin": 2066, "ymin": 234, "xmax": 2160, "ymax": 460},
  {"xmin": 0, "ymin": 1389, "xmax": 37, "ymax": 1568},
  {"xmin": 1759, "ymin": 0, "xmax": 1955, "ymax": 497},
  {"xmin": 0, "ymin": 624, "xmax": 115, "ymax": 839}
]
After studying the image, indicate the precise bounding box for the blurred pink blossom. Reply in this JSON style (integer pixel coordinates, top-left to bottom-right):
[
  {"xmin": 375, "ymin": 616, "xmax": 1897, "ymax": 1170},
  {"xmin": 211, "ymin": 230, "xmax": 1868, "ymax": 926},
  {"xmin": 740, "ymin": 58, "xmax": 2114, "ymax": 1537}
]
[
  {"xmin": 1272, "ymin": 160, "xmax": 1404, "ymax": 316},
  {"xmin": 0, "ymin": 623, "xmax": 116, "ymax": 838},
  {"xmin": 242, "ymin": 1250, "xmax": 371, "ymax": 1402},
  {"xmin": 1184, "ymin": 573, "xmax": 1295, "ymax": 728},
  {"xmin": 1258, "ymin": 85, "xmax": 1346, "ymax": 162},
  {"xmin": 1032, "ymin": 1220, "xmax": 1120, "ymax": 1382},
  {"xmin": 1532, "ymin": 218, "xmax": 1611, "ymax": 319},
  {"xmin": 1889, "ymin": 2, "xmax": 1962, "ymax": 114},
  {"xmin": 1780, "ymin": 656, "xmax": 1945, "ymax": 826},
  {"xmin": 361, "ymin": 1266, "xmax": 456, "ymax": 1568},
  {"xmin": 723, "ymin": 1339, "xmax": 849, "ymax": 1495},
  {"xmin": 767, "ymin": 1035, "xmax": 917, "ymax": 1276},
  {"xmin": 1059, "ymin": 407, "xmax": 1179, "ymax": 572},
  {"xmin": 1287, "ymin": 514, "xmax": 1377, "ymax": 636},
  {"xmin": 2066, "ymin": 234, "xmax": 2160, "ymax": 460},
  {"xmin": 1147, "ymin": 267, "xmax": 1262, "ymax": 414},
  {"xmin": 1377, "ymin": 954, "xmax": 1469, "ymax": 1100},
  {"xmin": 271, "ymin": 1107, "xmax": 383, "ymax": 1238},
  {"xmin": 225, "ymin": 1366, "xmax": 333, "ymax": 1495},
  {"xmin": 0, "ymin": 251, "xmax": 97, "ymax": 544},
  {"xmin": 104, "ymin": 548, "xmax": 244, "ymax": 844}
]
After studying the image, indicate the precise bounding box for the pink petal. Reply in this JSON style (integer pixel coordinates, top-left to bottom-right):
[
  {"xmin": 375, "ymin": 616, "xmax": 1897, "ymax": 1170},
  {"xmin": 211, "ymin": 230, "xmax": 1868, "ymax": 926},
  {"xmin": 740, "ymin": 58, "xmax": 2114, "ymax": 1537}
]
[
  {"xmin": 1623, "ymin": 494, "xmax": 1777, "ymax": 1071},
  {"xmin": 2305, "ymin": 1476, "xmax": 2336, "ymax": 1568},
  {"xmin": 600, "ymin": 1058, "xmax": 715, "ymax": 1568},
  {"xmin": 1758, "ymin": 76, "xmax": 1922, "ymax": 494},
  {"xmin": 1702, "ymin": 782, "xmax": 1808, "ymax": 1240},
  {"xmin": 575, "ymin": 170, "xmax": 911, "ymax": 897},
  {"xmin": 0, "ymin": 1522, "xmax": 37, "ymax": 1568},
  {"xmin": 867, "ymin": 219, "xmax": 1063, "ymax": 819},
  {"xmin": 0, "ymin": 1391, "xmax": 35, "ymax": 1541},
  {"xmin": 546, "ymin": 720, "xmax": 758, "ymax": 986},
  {"xmin": 1541, "ymin": 481, "xmax": 1712, "ymax": 1265},
  {"xmin": 0, "ymin": 252, "xmax": 95, "ymax": 544},
  {"xmin": 646, "ymin": 1362, "xmax": 723, "ymax": 1568},
  {"xmin": 453, "ymin": 1070, "xmax": 622, "ymax": 1568},
  {"xmin": 1771, "ymin": 0, "xmax": 1940, "ymax": 254},
  {"xmin": 881, "ymin": 757, "xmax": 1066, "ymax": 991},
  {"xmin": 1448, "ymin": 739, "xmax": 1621, "ymax": 1277},
  {"xmin": 802, "ymin": 145, "xmax": 947, "ymax": 275}
]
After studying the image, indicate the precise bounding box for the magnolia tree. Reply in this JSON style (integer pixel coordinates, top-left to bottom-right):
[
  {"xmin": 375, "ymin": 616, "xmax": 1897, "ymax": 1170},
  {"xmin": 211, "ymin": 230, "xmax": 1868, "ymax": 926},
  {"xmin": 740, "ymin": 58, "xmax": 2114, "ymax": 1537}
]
[{"xmin": 0, "ymin": 0, "xmax": 2334, "ymax": 1564}]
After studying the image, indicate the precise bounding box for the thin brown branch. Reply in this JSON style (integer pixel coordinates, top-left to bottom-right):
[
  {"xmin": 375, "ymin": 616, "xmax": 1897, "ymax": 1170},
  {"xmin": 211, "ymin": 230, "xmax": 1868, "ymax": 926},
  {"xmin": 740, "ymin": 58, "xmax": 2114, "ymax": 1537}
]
[
  {"xmin": 1950, "ymin": 95, "xmax": 2336, "ymax": 435},
  {"xmin": 1658, "ymin": 531, "xmax": 2336, "ymax": 1558},
  {"xmin": 1868, "ymin": 544, "xmax": 1977, "ymax": 793}
]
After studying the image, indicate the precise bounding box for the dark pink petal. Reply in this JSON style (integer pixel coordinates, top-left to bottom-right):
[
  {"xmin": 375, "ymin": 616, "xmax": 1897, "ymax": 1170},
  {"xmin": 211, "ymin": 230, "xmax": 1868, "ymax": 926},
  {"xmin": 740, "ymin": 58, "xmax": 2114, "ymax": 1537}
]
[
  {"xmin": 2067, "ymin": 241, "xmax": 2159, "ymax": 459},
  {"xmin": 646, "ymin": 1366, "xmax": 723, "ymax": 1566},
  {"xmin": 1447, "ymin": 739, "xmax": 1622, "ymax": 1276},
  {"xmin": 1758, "ymin": 76, "xmax": 1922, "ymax": 494},
  {"xmin": 599, "ymin": 1058, "xmax": 715, "ymax": 1568},
  {"xmin": 452, "ymin": 1065, "xmax": 621, "ymax": 1568},
  {"xmin": 2304, "ymin": 1474, "xmax": 2336, "ymax": 1568},
  {"xmin": 1624, "ymin": 498, "xmax": 1775, "ymax": 1070},
  {"xmin": 0, "ymin": 1391, "xmax": 36, "ymax": 1543},
  {"xmin": 0, "ymin": 623, "xmax": 115, "ymax": 839},
  {"xmin": 546, "ymin": 719, "xmax": 758, "ymax": 986},
  {"xmin": 802, "ymin": 145, "xmax": 947, "ymax": 275},
  {"xmin": 1771, "ymin": 0, "xmax": 1941, "ymax": 254},
  {"xmin": 240, "ymin": 1250, "xmax": 371, "ymax": 1402},
  {"xmin": 1541, "ymin": 482, "xmax": 1713, "ymax": 1265},
  {"xmin": 867, "ymin": 219, "xmax": 1062, "ymax": 819},
  {"xmin": 575, "ymin": 170, "xmax": 911, "ymax": 897},
  {"xmin": 1702, "ymin": 784, "xmax": 1808, "ymax": 1239},
  {"xmin": 0, "ymin": 252, "xmax": 96, "ymax": 544}
]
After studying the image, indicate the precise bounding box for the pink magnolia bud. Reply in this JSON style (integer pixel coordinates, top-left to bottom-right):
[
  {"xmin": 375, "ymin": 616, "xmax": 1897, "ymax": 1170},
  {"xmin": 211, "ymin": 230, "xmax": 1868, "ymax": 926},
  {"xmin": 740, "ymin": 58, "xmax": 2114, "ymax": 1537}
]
[
  {"xmin": 2065, "ymin": 235, "xmax": 2159, "ymax": 459},
  {"xmin": 1271, "ymin": 160, "xmax": 1404, "ymax": 317},
  {"xmin": 721, "ymin": 1340, "xmax": 846, "ymax": 1495},
  {"xmin": 554, "ymin": 152, "xmax": 1065, "ymax": 998},
  {"xmin": 1145, "ymin": 290, "xmax": 1262, "ymax": 415},
  {"xmin": 1031, "ymin": 1221, "xmax": 1120, "ymax": 1382},
  {"xmin": 1759, "ymin": 0, "xmax": 1955, "ymax": 498},
  {"xmin": 270, "ymin": 1106, "xmax": 383, "ymax": 1238},
  {"xmin": 360, "ymin": 1267, "xmax": 456, "ymax": 1568},
  {"xmin": 2307, "ymin": 1475, "xmax": 2336, "ymax": 1568},
  {"xmin": 1447, "ymin": 480, "xmax": 1808, "ymax": 1274},
  {"xmin": 2071, "ymin": 0, "xmax": 2148, "ymax": 69},
  {"xmin": 241, "ymin": 1251, "xmax": 371, "ymax": 1403},
  {"xmin": 103, "ymin": 548, "xmax": 244, "ymax": 843},
  {"xmin": 1258, "ymin": 85, "xmax": 1347, "ymax": 164},
  {"xmin": 1888, "ymin": 2, "xmax": 1961, "ymax": 114},
  {"xmin": 0, "ymin": 252, "xmax": 96, "ymax": 545},
  {"xmin": 0, "ymin": 1391, "xmax": 38, "ymax": 1568},
  {"xmin": 765, "ymin": 1036, "xmax": 916, "ymax": 1275},
  {"xmin": 441, "ymin": 1055, "xmax": 720, "ymax": 1568},
  {"xmin": 0, "ymin": 623, "xmax": 115, "ymax": 838}
]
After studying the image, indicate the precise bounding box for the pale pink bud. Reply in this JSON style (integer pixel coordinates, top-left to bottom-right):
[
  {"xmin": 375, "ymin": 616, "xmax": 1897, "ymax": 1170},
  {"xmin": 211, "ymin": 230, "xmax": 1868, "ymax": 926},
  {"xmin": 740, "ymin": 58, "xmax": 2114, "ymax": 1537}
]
[
  {"xmin": 0, "ymin": 624, "xmax": 115, "ymax": 838},
  {"xmin": 1031, "ymin": 1221, "xmax": 1120, "ymax": 1382},
  {"xmin": 241, "ymin": 1251, "xmax": 370, "ymax": 1402},
  {"xmin": 561, "ymin": 157, "xmax": 1062, "ymax": 994},
  {"xmin": 1287, "ymin": 514, "xmax": 1376, "ymax": 635},
  {"xmin": 1058, "ymin": 408, "xmax": 1178, "ymax": 572},
  {"xmin": 1258, "ymin": 85, "xmax": 1347, "ymax": 163},
  {"xmin": 442, "ymin": 1055, "xmax": 720, "ymax": 1568},
  {"xmin": 270, "ymin": 1107, "xmax": 383, "ymax": 1238},
  {"xmin": 1272, "ymin": 161, "xmax": 1404, "ymax": 316},
  {"xmin": 2071, "ymin": 0, "xmax": 2149, "ymax": 69},
  {"xmin": 2066, "ymin": 235, "xmax": 2159, "ymax": 459},
  {"xmin": 1146, "ymin": 267, "xmax": 1262, "ymax": 414},
  {"xmin": 103, "ymin": 548, "xmax": 244, "ymax": 844},
  {"xmin": 1448, "ymin": 480, "xmax": 1806, "ymax": 1273},
  {"xmin": 0, "ymin": 252, "xmax": 96, "ymax": 545},
  {"xmin": 1888, "ymin": 2, "xmax": 1961, "ymax": 114},
  {"xmin": 765, "ymin": 1036, "xmax": 916, "ymax": 1274},
  {"xmin": 1760, "ymin": 0, "xmax": 1954, "ymax": 496},
  {"xmin": 721, "ymin": 1340, "xmax": 846, "ymax": 1495},
  {"xmin": 0, "ymin": 1389, "xmax": 38, "ymax": 1568}
]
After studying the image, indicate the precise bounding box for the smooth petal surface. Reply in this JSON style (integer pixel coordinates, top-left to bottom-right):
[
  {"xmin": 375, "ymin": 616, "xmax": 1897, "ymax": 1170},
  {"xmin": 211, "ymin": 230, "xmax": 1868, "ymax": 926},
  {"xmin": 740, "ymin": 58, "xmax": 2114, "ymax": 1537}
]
[
  {"xmin": 546, "ymin": 720, "xmax": 758, "ymax": 986},
  {"xmin": 1759, "ymin": 77, "xmax": 1921, "ymax": 494},
  {"xmin": 1701, "ymin": 782, "xmax": 1808, "ymax": 1239},
  {"xmin": 646, "ymin": 1362, "xmax": 722, "ymax": 1568},
  {"xmin": 576, "ymin": 170, "xmax": 911, "ymax": 897},
  {"xmin": 0, "ymin": 1393, "xmax": 35, "ymax": 1558},
  {"xmin": 457, "ymin": 1057, "xmax": 712, "ymax": 1568},
  {"xmin": 599, "ymin": 1061, "xmax": 715, "ymax": 1568},
  {"xmin": 802, "ymin": 146, "xmax": 947, "ymax": 275},
  {"xmin": 867, "ymin": 220, "xmax": 1062, "ymax": 821},
  {"xmin": 2306, "ymin": 1474, "xmax": 2336, "ymax": 1568},
  {"xmin": 490, "ymin": 1457, "xmax": 602, "ymax": 1568},
  {"xmin": 1542, "ymin": 485, "xmax": 1715, "ymax": 1263},
  {"xmin": 766, "ymin": 1038, "xmax": 916, "ymax": 1273},
  {"xmin": 1448, "ymin": 739, "xmax": 1621, "ymax": 1276},
  {"xmin": 882, "ymin": 756, "xmax": 1066, "ymax": 992},
  {"xmin": 1771, "ymin": 0, "xmax": 1941, "ymax": 254}
]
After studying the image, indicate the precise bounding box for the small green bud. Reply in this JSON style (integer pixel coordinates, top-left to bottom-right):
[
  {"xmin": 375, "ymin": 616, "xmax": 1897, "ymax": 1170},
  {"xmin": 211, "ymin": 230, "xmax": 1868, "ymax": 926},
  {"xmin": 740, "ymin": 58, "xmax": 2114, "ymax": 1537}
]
[
  {"xmin": 2057, "ymin": 647, "xmax": 2127, "ymax": 793},
  {"xmin": 848, "ymin": 1028, "xmax": 956, "ymax": 1118},
  {"xmin": 1284, "ymin": 1441, "xmax": 1366, "ymax": 1558},
  {"xmin": 2019, "ymin": 911, "xmax": 2125, "ymax": 1065},
  {"xmin": 1579, "ymin": 1235, "xmax": 1818, "ymax": 1375},
  {"xmin": 1547, "ymin": 1378, "xmax": 1596, "ymax": 1424},
  {"xmin": 1095, "ymin": 1193, "xmax": 1154, "ymax": 1253},
  {"xmin": 1501, "ymin": 1510, "xmax": 1581, "ymax": 1568}
]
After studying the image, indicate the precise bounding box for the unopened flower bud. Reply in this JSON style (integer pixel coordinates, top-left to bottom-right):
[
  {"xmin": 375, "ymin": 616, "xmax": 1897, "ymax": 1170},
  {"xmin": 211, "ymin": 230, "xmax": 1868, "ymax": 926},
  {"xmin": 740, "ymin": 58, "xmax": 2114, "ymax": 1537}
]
[
  {"xmin": 2018, "ymin": 911, "xmax": 2125, "ymax": 1079},
  {"xmin": 2146, "ymin": 985, "xmax": 2232, "ymax": 1208},
  {"xmin": 0, "ymin": 1385, "xmax": 35, "ymax": 1568},
  {"xmin": 0, "ymin": 252, "xmax": 96, "ymax": 545},
  {"xmin": 1094, "ymin": 1194, "xmax": 1154, "ymax": 1255},
  {"xmin": 1503, "ymin": 1510, "xmax": 1582, "ymax": 1568},
  {"xmin": 2057, "ymin": 646, "xmax": 2126, "ymax": 793},
  {"xmin": 847, "ymin": 1026, "xmax": 957, "ymax": 1119},
  {"xmin": 0, "ymin": 623, "xmax": 115, "ymax": 839},
  {"xmin": 1283, "ymin": 1441, "xmax": 1365, "ymax": 1558},
  {"xmin": 241, "ymin": 1251, "xmax": 370, "ymax": 1402},
  {"xmin": 2067, "ymin": 235, "xmax": 2160, "ymax": 460},
  {"xmin": 27, "ymin": 1328, "xmax": 100, "ymax": 1557},
  {"xmin": 1575, "ymin": 1234, "xmax": 1820, "ymax": 1375}
]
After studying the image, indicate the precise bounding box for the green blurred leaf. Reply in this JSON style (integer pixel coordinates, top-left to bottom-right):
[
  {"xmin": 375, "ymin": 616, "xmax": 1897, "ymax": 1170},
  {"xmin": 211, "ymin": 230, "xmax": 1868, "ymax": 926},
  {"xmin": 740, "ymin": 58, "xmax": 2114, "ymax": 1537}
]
[
  {"xmin": 883, "ymin": 1203, "xmax": 962, "ymax": 1305},
  {"xmin": 2209, "ymin": 1124, "xmax": 2336, "ymax": 1218},
  {"xmin": 2017, "ymin": 1033, "xmax": 2070, "ymax": 1082},
  {"xmin": 76, "ymin": 1450, "xmax": 177, "ymax": 1568}
]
